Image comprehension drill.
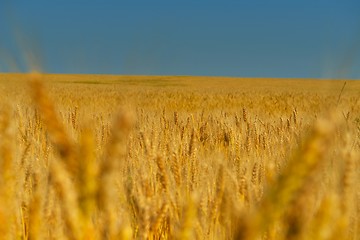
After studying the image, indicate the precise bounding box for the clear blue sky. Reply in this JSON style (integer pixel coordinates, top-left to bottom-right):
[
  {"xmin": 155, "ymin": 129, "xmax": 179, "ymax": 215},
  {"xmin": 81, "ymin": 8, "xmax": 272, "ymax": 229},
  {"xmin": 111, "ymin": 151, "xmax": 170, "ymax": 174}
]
[{"xmin": 0, "ymin": 1, "xmax": 360, "ymax": 78}]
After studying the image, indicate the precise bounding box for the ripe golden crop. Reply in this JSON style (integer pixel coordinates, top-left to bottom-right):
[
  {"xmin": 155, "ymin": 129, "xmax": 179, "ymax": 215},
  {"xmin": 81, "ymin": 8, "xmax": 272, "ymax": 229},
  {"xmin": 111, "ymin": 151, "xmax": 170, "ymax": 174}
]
[{"xmin": 0, "ymin": 73, "xmax": 359, "ymax": 239}]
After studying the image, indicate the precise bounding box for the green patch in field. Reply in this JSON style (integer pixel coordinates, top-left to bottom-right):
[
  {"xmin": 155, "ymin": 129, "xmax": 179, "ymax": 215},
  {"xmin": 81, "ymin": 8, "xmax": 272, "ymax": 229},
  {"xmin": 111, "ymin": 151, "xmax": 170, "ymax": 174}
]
[
  {"xmin": 55, "ymin": 77, "xmax": 186, "ymax": 87},
  {"xmin": 70, "ymin": 81, "xmax": 103, "ymax": 84},
  {"xmin": 116, "ymin": 78, "xmax": 186, "ymax": 87}
]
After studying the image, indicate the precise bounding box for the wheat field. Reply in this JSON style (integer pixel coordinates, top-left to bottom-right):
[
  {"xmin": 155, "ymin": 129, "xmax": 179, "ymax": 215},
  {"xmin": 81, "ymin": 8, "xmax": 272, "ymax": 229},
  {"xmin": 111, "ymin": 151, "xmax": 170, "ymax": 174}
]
[{"xmin": 0, "ymin": 72, "xmax": 359, "ymax": 239}]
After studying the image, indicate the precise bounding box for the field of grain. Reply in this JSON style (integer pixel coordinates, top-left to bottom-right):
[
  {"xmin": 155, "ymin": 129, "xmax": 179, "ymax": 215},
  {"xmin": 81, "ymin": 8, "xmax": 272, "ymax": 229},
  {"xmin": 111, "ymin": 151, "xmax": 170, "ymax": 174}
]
[{"xmin": 0, "ymin": 73, "xmax": 359, "ymax": 239}]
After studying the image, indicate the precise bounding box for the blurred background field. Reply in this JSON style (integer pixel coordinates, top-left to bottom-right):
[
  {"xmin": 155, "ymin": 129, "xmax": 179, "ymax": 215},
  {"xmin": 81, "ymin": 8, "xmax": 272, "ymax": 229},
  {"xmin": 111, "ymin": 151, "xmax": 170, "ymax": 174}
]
[{"xmin": 0, "ymin": 73, "xmax": 359, "ymax": 239}]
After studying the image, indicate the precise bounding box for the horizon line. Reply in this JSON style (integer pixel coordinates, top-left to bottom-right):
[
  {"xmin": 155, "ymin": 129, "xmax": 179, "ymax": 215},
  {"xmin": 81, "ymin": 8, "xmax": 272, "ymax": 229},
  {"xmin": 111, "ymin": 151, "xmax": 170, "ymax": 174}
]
[{"xmin": 0, "ymin": 72, "xmax": 357, "ymax": 81}]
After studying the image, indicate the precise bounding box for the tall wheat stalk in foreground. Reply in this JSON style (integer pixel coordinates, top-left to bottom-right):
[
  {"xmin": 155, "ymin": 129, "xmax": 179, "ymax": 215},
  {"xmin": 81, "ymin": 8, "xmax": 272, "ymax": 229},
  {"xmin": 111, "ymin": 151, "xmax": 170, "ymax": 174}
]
[
  {"xmin": 0, "ymin": 72, "xmax": 358, "ymax": 239},
  {"xmin": 236, "ymin": 117, "xmax": 339, "ymax": 239}
]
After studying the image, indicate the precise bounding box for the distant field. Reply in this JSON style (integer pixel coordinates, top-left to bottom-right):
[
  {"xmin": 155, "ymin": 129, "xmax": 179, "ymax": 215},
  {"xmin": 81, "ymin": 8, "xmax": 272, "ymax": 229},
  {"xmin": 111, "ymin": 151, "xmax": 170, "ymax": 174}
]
[
  {"xmin": 2, "ymin": 73, "xmax": 360, "ymax": 91},
  {"xmin": 0, "ymin": 73, "xmax": 359, "ymax": 239}
]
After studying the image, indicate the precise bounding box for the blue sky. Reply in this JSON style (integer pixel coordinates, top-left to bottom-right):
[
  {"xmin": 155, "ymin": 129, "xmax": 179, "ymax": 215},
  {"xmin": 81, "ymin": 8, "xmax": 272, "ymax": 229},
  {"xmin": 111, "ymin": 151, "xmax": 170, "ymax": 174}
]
[{"xmin": 0, "ymin": 1, "xmax": 360, "ymax": 78}]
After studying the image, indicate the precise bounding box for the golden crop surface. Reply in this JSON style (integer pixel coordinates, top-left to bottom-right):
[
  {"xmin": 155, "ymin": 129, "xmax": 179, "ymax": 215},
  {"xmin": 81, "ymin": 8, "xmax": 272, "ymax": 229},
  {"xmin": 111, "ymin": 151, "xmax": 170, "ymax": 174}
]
[{"xmin": 0, "ymin": 73, "xmax": 359, "ymax": 239}]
